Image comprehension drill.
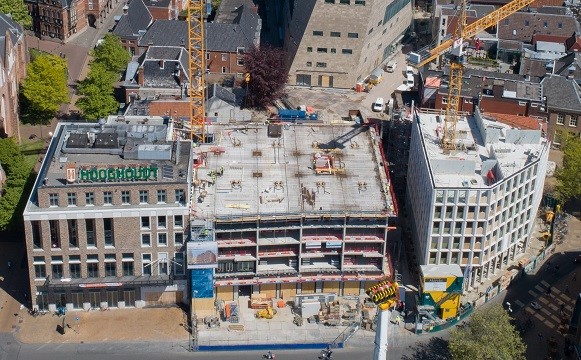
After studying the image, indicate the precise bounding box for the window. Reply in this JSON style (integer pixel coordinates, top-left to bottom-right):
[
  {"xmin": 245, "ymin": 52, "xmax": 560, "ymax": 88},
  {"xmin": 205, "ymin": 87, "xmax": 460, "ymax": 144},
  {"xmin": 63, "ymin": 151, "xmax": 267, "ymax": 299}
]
[
  {"xmin": 307, "ymin": 47, "xmax": 313, "ymax": 52},
  {"xmin": 355, "ymin": 0, "xmax": 365, "ymax": 4},
  {"xmin": 105, "ymin": 262, "xmax": 116, "ymax": 277},
  {"xmin": 436, "ymin": 190, "xmax": 444, "ymax": 203},
  {"xmin": 368, "ymin": 28, "xmax": 373, "ymax": 34},
  {"xmin": 347, "ymin": 32, "xmax": 358, "ymax": 38},
  {"xmin": 51, "ymin": 256, "xmax": 63, "ymax": 279},
  {"xmin": 325, "ymin": 0, "xmax": 335, "ymax": 2},
  {"xmin": 306, "ymin": 61, "xmax": 312, "ymax": 67},
  {"xmin": 174, "ymin": 232, "xmax": 184, "ymax": 245},
  {"xmin": 66, "ymin": 193, "xmax": 76, "ymax": 206},
  {"xmin": 158, "ymin": 216, "xmax": 167, "ymax": 228},
  {"xmin": 221, "ymin": 66, "xmax": 226, "ymax": 73},
  {"xmin": 33, "ymin": 257, "xmax": 46, "ymax": 279},
  {"xmin": 85, "ymin": 192, "xmax": 94, "ymax": 205},
  {"xmin": 85, "ymin": 219, "xmax": 96, "ymax": 247},
  {"xmin": 524, "ymin": 20, "xmax": 529, "ymax": 26},
  {"xmin": 558, "ymin": 22, "xmax": 563, "ymax": 29},
  {"xmin": 157, "ymin": 190, "xmax": 166, "ymax": 203},
  {"xmin": 205, "ymin": 52, "xmax": 210, "ymax": 60},
  {"xmin": 330, "ymin": 32, "xmax": 341, "ymax": 37},
  {"xmin": 317, "ymin": 47, "xmax": 328, "ymax": 53},
  {"xmin": 313, "ymin": 31, "xmax": 323, "ymax": 36},
  {"xmin": 87, "ymin": 255, "xmax": 99, "ymax": 277},
  {"xmin": 141, "ymin": 216, "xmax": 150, "ymax": 229},
  {"xmin": 316, "ymin": 62, "xmax": 327, "ymax": 68},
  {"xmin": 103, "ymin": 191, "xmax": 112, "ymax": 205},
  {"xmin": 158, "ymin": 233, "xmax": 168, "ymax": 246},
  {"xmin": 139, "ymin": 190, "xmax": 148, "ymax": 203},
  {"xmin": 174, "ymin": 252, "xmax": 185, "ymax": 275},
  {"xmin": 339, "ymin": 0, "xmax": 350, "ymax": 3},
  {"xmin": 543, "ymin": 21, "xmax": 548, "ymax": 28},
  {"xmin": 49, "ymin": 193, "xmax": 58, "ymax": 207},
  {"xmin": 175, "ymin": 189, "xmax": 185, "ymax": 204},
  {"xmin": 174, "ymin": 215, "xmax": 183, "ymax": 227},
  {"xmin": 569, "ymin": 116, "xmax": 578, "ymax": 127},
  {"xmin": 442, "ymin": 97, "xmax": 448, "ymax": 104},
  {"xmin": 32, "ymin": 221, "xmax": 42, "ymax": 249},
  {"xmin": 122, "ymin": 259, "xmax": 134, "ymax": 276},
  {"xmin": 142, "ymin": 254, "xmax": 152, "ymax": 275},
  {"xmin": 221, "ymin": 53, "xmax": 226, "ymax": 61},
  {"xmin": 141, "ymin": 233, "xmax": 151, "ymax": 246},
  {"xmin": 342, "ymin": 49, "xmax": 353, "ymax": 54},
  {"xmin": 158, "ymin": 253, "xmax": 168, "ymax": 275},
  {"xmin": 121, "ymin": 191, "xmax": 131, "ymax": 204},
  {"xmin": 330, "ymin": 48, "xmax": 336, "ymax": 53},
  {"xmin": 49, "ymin": 220, "xmax": 60, "ymax": 249},
  {"xmin": 68, "ymin": 219, "xmax": 78, "ymax": 248},
  {"xmin": 236, "ymin": 58, "xmax": 244, "ymax": 66},
  {"xmin": 557, "ymin": 113, "xmax": 565, "ymax": 125},
  {"xmin": 103, "ymin": 218, "xmax": 114, "ymax": 247},
  {"xmin": 69, "ymin": 262, "xmax": 81, "ymax": 279}
]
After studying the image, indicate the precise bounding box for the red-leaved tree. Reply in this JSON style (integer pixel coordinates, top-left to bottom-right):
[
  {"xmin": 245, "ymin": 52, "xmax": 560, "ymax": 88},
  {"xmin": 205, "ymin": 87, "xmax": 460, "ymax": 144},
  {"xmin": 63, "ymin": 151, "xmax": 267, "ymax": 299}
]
[{"xmin": 243, "ymin": 45, "xmax": 288, "ymax": 109}]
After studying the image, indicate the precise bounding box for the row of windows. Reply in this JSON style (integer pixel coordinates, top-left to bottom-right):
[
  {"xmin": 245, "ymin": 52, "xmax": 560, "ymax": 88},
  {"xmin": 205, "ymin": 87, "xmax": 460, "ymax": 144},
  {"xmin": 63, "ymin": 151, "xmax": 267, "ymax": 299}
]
[
  {"xmin": 324, "ymin": 0, "xmax": 366, "ymax": 4},
  {"xmin": 556, "ymin": 113, "xmax": 578, "ymax": 127},
  {"xmin": 306, "ymin": 47, "xmax": 353, "ymax": 55},
  {"xmin": 313, "ymin": 31, "xmax": 359, "ymax": 38},
  {"xmin": 31, "ymin": 217, "xmax": 185, "ymax": 250},
  {"xmin": 33, "ymin": 253, "xmax": 185, "ymax": 279},
  {"xmin": 49, "ymin": 189, "xmax": 186, "ymax": 207}
]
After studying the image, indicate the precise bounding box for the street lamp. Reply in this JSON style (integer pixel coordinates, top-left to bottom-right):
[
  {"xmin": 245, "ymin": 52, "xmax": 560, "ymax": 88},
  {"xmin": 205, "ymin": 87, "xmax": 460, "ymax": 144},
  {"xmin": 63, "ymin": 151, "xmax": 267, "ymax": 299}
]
[{"xmin": 191, "ymin": 290, "xmax": 198, "ymax": 351}]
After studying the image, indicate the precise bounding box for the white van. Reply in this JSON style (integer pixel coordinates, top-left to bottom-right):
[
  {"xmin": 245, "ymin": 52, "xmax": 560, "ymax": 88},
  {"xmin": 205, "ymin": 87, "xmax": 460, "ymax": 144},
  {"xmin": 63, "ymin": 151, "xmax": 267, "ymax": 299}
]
[
  {"xmin": 406, "ymin": 74, "xmax": 415, "ymax": 88},
  {"xmin": 372, "ymin": 97, "xmax": 385, "ymax": 112},
  {"xmin": 406, "ymin": 66, "xmax": 414, "ymax": 77},
  {"xmin": 386, "ymin": 61, "xmax": 397, "ymax": 73}
]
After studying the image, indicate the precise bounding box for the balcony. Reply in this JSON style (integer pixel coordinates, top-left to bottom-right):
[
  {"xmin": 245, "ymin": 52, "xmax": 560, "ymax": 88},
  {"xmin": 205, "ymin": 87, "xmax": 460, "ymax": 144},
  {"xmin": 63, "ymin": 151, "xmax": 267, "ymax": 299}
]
[
  {"xmin": 257, "ymin": 236, "xmax": 300, "ymax": 246},
  {"xmin": 217, "ymin": 238, "xmax": 256, "ymax": 248},
  {"xmin": 344, "ymin": 235, "xmax": 384, "ymax": 242},
  {"xmin": 258, "ymin": 249, "xmax": 298, "ymax": 258}
]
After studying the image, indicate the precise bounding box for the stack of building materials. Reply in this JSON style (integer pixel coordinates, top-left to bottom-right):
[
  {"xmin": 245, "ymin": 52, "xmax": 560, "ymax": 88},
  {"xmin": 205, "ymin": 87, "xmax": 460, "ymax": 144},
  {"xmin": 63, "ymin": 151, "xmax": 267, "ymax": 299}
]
[{"xmin": 250, "ymin": 294, "xmax": 273, "ymax": 309}]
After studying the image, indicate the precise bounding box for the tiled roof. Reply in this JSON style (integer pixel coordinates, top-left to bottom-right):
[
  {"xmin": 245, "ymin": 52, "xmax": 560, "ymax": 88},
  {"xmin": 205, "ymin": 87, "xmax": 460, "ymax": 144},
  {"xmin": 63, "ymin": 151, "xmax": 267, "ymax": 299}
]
[
  {"xmin": 113, "ymin": 0, "xmax": 153, "ymax": 38},
  {"xmin": 531, "ymin": 0, "xmax": 565, "ymax": 7},
  {"xmin": 541, "ymin": 74, "xmax": 581, "ymax": 111},
  {"xmin": 206, "ymin": 3, "xmax": 261, "ymax": 52},
  {"xmin": 0, "ymin": 14, "xmax": 23, "ymax": 62},
  {"xmin": 138, "ymin": 46, "xmax": 189, "ymax": 88},
  {"xmin": 483, "ymin": 112, "xmax": 542, "ymax": 130},
  {"xmin": 139, "ymin": 20, "xmax": 187, "ymax": 47},
  {"xmin": 519, "ymin": 58, "xmax": 551, "ymax": 77},
  {"xmin": 208, "ymin": 83, "xmax": 237, "ymax": 104},
  {"xmin": 142, "ymin": 0, "xmax": 171, "ymax": 7},
  {"xmin": 498, "ymin": 11, "xmax": 580, "ymax": 43}
]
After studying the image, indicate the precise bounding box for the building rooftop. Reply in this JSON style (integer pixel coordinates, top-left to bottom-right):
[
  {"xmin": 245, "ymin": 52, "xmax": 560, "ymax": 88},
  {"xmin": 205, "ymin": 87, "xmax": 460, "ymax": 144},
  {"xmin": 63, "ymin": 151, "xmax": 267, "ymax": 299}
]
[
  {"xmin": 33, "ymin": 117, "xmax": 192, "ymax": 190},
  {"xmin": 420, "ymin": 264, "xmax": 463, "ymax": 278},
  {"xmin": 191, "ymin": 123, "xmax": 396, "ymax": 220},
  {"xmin": 415, "ymin": 108, "xmax": 549, "ymax": 188}
]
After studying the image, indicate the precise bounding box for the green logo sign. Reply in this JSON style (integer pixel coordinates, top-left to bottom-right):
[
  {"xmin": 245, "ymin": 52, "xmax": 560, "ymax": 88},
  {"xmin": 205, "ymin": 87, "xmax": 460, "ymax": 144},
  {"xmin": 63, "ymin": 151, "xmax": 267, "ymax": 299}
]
[{"xmin": 78, "ymin": 166, "xmax": 159, "ymax": 182}]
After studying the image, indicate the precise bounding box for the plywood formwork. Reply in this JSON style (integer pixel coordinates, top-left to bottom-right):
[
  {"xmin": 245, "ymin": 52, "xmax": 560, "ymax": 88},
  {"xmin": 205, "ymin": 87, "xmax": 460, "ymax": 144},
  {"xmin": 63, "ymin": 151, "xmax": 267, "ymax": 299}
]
[
  {"xmin": 301, "ymin": 282, "xmax": 316, "ymax": 294},
  {"xmin": 280, "ymin": 283, "xmax": 296, "ymax": 300},
  {"xmin": 192, "ymin": 298, "xmax": 216, "ymax": 317},
  {"xmin": 323, "ymin": 281, "xmax": 340, "ymax": 294},
  {"xmin": 260, "ymin": 284, "xmax": 277, "ymax": 298},
  {"xmin": 343, "ymin": 281, "xmax": 360, "ymax": 296},
  {"xmin": 216, "ymin": 286, "xmax": 234, "ymax": 301}
]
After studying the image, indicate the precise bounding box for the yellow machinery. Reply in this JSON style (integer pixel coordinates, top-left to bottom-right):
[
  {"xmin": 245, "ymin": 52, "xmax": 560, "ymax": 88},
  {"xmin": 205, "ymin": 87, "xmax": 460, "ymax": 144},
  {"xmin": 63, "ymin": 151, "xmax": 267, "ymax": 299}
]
[
  {"xmin": 188, "ymin": 0, "xmax": 206, "ymax": 143},
  {"xmin": 255, "ymin": 306, "xmax": 277, "ymax": 319},
  {"xmin": 409, "ymin": 0, "xmax": 535, "ymax": 150}
]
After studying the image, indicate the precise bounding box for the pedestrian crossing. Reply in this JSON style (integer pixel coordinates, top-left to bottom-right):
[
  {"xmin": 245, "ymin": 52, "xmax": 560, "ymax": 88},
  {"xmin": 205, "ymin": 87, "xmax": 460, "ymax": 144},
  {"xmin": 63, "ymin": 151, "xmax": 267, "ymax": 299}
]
[{"xmin": 513, "ymin": 280, "xmax": 574, "ymax": 331}]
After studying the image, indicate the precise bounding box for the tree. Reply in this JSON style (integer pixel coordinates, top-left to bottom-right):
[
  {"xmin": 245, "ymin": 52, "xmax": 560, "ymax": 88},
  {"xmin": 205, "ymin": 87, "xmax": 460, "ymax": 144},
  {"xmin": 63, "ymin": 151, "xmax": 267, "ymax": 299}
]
[
  {"xmin": 75, "ymin": 62, "xmax": 119, "ymax": 121},
  {"xmin": 243, "ymin": 45, "xmax": 288, "ymax": 109},
  {"xmin": 448, "ymin": 304, "xmax": 526, "ymax": 360},
  {"xmin": 20, "ymin": 54, "xmax": 69, "ymax": 125},
  {"xmin": 0, "ymin": 0, "xmax": 32, "ymax": 28},
  {"xmin": 0, "ymin": 138, "xmax": 30, "ymax": 231},
  {"xmin": 555, "ymin": 134, "xmax": 581, "ymax": 204},
  {"xmin": 92, "ymin": 34, "xmax": 131, "ymax": 73}
]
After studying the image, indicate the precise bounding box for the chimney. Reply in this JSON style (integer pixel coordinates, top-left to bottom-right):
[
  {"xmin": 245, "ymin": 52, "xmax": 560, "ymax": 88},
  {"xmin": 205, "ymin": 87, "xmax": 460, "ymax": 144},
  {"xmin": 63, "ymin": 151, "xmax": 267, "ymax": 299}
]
[
  {"xmin": 159, "ymin": 60, "xmax": 164, "ymax": 69},
  {"xmin": 123, "ymin": 4, "xmax": 129, "ymax": 14},
  {"xmin": 137, "ymin": 66, "xmax": 144, "ymax": 85}
]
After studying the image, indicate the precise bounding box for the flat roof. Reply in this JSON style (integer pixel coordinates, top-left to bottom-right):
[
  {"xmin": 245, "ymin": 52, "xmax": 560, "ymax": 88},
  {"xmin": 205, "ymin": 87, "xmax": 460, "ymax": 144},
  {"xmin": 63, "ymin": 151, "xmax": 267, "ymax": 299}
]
[
  {"xmin": 415, "ymin": 109, "xmax": 549, "ymax": 188},
  {"xmin": 36, "ymin": 118, "xmax": 192, "ymax": 188},
  {"xmin": 192, "ymin": 123, "xmax": 395, "ymax": 220},
  {"xmin": 420, "ymin": 264, "xmax": 463, "ymax": 278}
]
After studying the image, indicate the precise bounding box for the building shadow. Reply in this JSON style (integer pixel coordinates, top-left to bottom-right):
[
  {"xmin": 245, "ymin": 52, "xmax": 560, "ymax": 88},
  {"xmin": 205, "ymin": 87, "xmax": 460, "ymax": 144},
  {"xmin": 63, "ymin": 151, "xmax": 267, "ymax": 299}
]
[{"xmin": 401, "ymin": 337, "xmax": 451, "ymax": 360}]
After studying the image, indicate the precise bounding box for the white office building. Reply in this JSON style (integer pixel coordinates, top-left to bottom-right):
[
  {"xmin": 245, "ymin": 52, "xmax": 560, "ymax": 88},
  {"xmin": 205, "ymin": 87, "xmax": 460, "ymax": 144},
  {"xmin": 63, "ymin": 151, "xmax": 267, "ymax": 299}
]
[{"xmin": 406, "ymin": 108, "xmax": 550, "ymax": 288}]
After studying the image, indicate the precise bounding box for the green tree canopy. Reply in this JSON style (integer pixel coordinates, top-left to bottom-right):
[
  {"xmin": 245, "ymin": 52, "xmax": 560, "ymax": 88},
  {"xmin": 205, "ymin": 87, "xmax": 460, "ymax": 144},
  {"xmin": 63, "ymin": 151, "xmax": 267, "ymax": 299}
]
[
  {"xmin": 20, "ymin": 54, "xmax": 69, "ymax": 124},
  {"xmin": 448, "ymin": 304, "xmax": 526, "ymax": 360},
  {"xmin": 0, "ymin": 138, "xmax": 30, "ymax": 231},
  {"xmin": 75, "ymin": 62, "xmax": 119, "ymax": 121},
  {"xmin": 555, "ymin": 134, "xmax": 581, "ymax": 203},
  {"xmin": 0, "ymin": 0, "xmax": 32, "ymax": 28},
  {"xmin": 92, "ymin": 34, "xmax": 131, "ymax": 73}
]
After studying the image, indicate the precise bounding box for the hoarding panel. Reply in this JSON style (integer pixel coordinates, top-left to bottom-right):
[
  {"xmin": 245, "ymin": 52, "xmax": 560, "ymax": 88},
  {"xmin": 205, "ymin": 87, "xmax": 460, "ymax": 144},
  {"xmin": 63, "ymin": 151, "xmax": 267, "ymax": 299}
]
[{"xmin": 187, "ymin": 242, "xmax": 218, "ymax": 269}]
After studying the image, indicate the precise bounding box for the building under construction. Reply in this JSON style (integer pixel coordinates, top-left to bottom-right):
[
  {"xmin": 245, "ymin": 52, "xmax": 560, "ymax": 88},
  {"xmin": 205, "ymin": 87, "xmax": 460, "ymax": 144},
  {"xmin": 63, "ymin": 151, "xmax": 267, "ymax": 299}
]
[{"xmin": 189, "ymin": 122, "xmax": 398, "ymax": 308}]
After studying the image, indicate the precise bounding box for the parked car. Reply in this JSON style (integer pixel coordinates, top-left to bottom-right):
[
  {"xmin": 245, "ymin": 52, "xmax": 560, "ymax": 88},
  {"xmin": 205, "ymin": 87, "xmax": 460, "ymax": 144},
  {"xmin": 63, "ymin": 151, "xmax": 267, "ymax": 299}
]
[
  {"xmin": 530, "ymin": 302, "xmax": 541, "ymax": 310},
  {"xmin": 372, "ymin": 97, "xmax": 385, "ymax": 112},
  {"xmin": 386, "ymin": 61, "xmax": 397, "ymax": 73}
]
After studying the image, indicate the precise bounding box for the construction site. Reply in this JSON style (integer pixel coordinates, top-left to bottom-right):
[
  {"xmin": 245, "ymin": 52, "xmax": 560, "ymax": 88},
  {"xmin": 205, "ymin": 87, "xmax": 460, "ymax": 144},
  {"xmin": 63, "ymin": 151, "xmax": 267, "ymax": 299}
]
[{"xmin": 188, "ymin": 122, "xmax": 399, "ymax": 318}]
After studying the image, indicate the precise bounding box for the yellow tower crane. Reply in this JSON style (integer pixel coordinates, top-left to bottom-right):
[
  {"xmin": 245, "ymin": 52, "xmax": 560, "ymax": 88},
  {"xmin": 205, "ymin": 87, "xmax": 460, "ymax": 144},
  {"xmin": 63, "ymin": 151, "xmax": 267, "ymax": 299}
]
[
  {"xmin": 408, "ymin": 0, "xmax": 535, "ymax": 150},
  {"xmin": 188, "ymin": 0, "xmax": 206, "ymax": 143}
]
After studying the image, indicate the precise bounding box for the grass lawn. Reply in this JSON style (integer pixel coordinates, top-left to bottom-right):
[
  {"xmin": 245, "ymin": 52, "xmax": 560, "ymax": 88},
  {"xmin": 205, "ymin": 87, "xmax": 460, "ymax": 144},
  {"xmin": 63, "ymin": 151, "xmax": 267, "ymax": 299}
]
[{"xmin": 20, "ymin": 139, "xmax": 44, "ymax": 171}]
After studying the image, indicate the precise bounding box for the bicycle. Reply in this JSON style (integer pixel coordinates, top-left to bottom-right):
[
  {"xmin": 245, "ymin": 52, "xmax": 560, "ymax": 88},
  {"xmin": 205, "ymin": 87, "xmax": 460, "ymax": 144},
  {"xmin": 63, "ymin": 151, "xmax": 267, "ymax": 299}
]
[{"xmin": 100, "ymin": 306, "xmax": 110, "ymax": 311}]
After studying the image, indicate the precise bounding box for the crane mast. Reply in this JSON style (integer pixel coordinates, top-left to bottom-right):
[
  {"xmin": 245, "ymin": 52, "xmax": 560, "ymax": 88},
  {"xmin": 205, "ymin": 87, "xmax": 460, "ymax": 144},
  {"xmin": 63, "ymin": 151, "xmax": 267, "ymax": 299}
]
[
  {"xmin": 188, "ymin": 0, "xmax": 206, "ymax": 143},
  {"xmin": 409, "ymin": 0, "xmax": 535, "ymax": 150}
]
